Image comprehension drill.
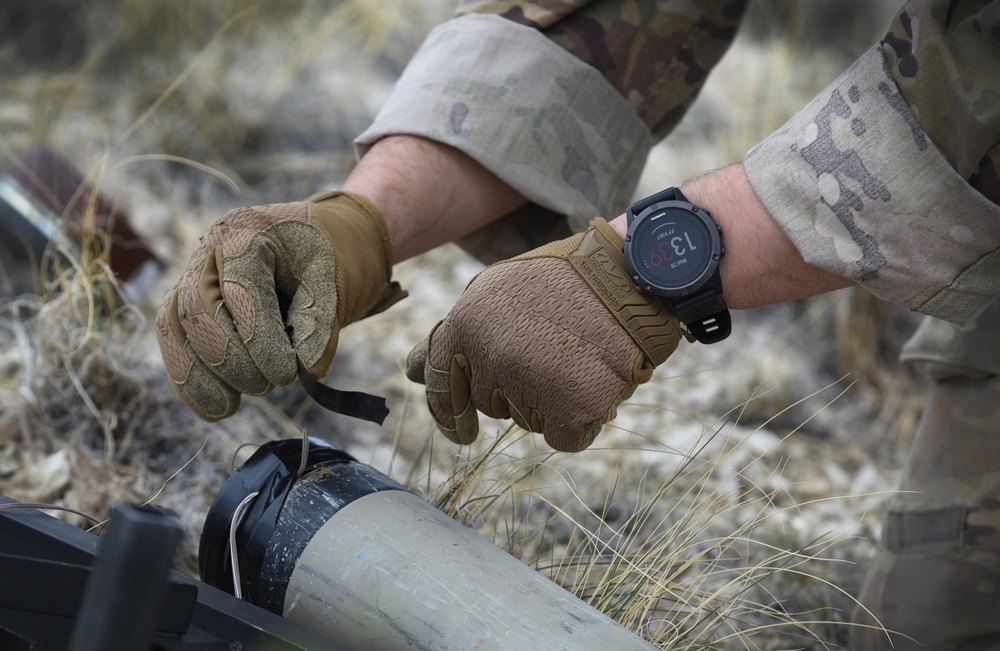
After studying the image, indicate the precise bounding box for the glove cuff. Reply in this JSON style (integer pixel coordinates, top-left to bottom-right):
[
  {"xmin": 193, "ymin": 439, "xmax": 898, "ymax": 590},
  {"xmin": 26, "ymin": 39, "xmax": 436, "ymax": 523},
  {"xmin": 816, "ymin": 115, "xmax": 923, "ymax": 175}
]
[
  {"xmin": 568, "ymin": 218, "xmax": 688, "ymax": 366},
  {"xmin": 307, "ymin": 191, "xmax": 407, "ymax": 325},
  {"xmin": 501, "ymin": 218, "xmax": 686, "ymax": 365}
]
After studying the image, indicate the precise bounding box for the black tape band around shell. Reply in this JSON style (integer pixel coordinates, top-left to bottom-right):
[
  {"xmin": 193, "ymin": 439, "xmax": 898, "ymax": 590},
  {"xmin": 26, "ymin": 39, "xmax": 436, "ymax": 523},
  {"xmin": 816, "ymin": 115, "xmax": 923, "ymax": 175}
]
[{"xmin": 199, "ymin": 438, "xmax": 405, "ymax": 614}]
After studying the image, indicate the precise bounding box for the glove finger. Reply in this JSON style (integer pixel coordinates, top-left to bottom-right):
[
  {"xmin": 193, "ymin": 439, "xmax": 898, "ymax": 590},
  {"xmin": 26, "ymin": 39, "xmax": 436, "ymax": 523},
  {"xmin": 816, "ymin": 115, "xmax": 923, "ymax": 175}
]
[
  {"xmin": 156, "ymin": 289, "xmax": 241, "ymax": 420},
  {"xmin": 489, "ymin": 388, "xmax": 511, "ymax": 420},
  {"xmin": 532, "ymin": 371, "xmax": 624, "ymax": 452},
  {"xmin": 539, "ymin": 354, "xmax": 651, "ymax": 452},
  {"xmin": 424, "ymin": 354, "xmax": 480, "ymax": 445},
  {"xmin": 498, "ymin": 380, "xmax": 592, "ymax": 451},
  {"xmin": 405, "ymin": 334, "xmax": 431, "ymax": 386},
  {"xmin": 204, "ymin": 206, "xmax": 301, "ymax": 385},
  {"xmin": 283, "ymin": 270, "xmax": 336, "ymax": 379},
  {"xmin": 176, "ymin": 246, "xmax": 276, "ymax": 395},
  {"xmin": 507, "ymin": 403, "xmax": 544, "ymax": 435},
  {"xmin": 410, "ymin": 324, "xmax": 480, "ymax": 445},
  {"xmin": 218, "ymin": 240, "xmax": 300, "ymax": 387},
  {"xmin": 543, "ymin": 422, "xmax": 603, "ymax": 453},
  {"xmin": 225, "ymin": 219, "xmax": 337, "ymax": 380}
]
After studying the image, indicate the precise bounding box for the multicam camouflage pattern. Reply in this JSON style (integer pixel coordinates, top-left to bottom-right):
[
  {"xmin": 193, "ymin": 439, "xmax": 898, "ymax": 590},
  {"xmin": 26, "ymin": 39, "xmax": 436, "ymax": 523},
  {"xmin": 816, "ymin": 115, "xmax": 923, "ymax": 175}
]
[
  {"xmin": 361, "ymin": 1, "xmax": 1000, "ymax": 324},
  {"xmin": 883, "ymin": 1, "xmax": 1000, "ymax": 201},
  {"xmin": 357, "ymin": 12, "xmax": 650, "ymax": 262},
  {"xmin": 746, "ymin": 0, "xmax": 1000, "ymax": 326},
  {"xmin": 902, "ymin": 297, "xmax": 1000, "ymax": 377},
  {"xmin": 849, "ymin": 373, "xmax": 1000, "ymax": 650},
  {"xmin": 456, "ymin": 0, "xmax": 748, "ymax": 140},
  {"xmin": 356, "ymin": 2, "xmax": 748, "ymax": 263}
]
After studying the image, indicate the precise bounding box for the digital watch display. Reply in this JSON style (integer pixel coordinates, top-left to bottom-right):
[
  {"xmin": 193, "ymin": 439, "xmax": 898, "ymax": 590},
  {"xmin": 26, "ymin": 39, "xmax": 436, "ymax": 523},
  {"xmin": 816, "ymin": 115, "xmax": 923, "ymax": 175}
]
[
  {"xmin": 628, "ymin": 207, "xmax": 715, "ymax": 291},
  {"xmin": 624, "ymin": 187, "xmax": 731, "ymax": 344}
]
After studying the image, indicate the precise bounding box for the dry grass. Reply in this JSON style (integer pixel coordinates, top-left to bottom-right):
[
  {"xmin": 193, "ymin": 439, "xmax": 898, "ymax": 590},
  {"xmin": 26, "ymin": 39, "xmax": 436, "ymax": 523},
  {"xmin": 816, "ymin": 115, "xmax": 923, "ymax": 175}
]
[
  {"xmin": 0, "ymin": 1, "xmax": 918, "ymax": 648},
  {"xmin": 415, "ymin": 379, "xmax": 885, "ymax": 649}
]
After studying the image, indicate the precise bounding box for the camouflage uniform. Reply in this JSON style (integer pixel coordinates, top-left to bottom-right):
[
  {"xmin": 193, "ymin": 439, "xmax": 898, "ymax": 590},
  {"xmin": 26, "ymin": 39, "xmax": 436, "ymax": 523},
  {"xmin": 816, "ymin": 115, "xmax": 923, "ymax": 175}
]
[
  {"xmin": 848, "ymin": 300, "xmax": 1000, "ymax": 650},
  {"xmin": 356, "ymin": 1, "xmax": 1000, "ymax": 647},
  {"xmin": 357, "ymin": 1, "xmax": 751, "ymax": 263},
  {"xmin": 357, "ymin": 1, "xmax": 1000, "ymax": 324}
]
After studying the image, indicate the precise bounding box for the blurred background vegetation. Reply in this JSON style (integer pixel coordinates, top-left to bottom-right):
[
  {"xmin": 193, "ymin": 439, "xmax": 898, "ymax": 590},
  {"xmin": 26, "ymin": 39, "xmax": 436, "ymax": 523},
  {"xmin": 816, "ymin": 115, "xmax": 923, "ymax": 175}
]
[{"xmin": 0, "ymin": 0, "xmax": 900, "ymax": 202}]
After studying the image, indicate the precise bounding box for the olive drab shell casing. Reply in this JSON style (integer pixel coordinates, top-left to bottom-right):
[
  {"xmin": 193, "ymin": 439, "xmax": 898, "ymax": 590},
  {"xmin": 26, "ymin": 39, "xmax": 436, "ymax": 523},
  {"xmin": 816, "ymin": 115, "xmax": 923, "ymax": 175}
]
[{"xmin": 202, "ymin": 440, "xmax": 658, "ymax": 651}]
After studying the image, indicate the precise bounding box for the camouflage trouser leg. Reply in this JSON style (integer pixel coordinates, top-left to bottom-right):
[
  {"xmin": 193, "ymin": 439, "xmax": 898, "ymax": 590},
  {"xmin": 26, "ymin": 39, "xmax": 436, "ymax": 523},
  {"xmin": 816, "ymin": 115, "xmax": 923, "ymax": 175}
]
[{"xmin": 850, "ymin": 298, "xmax": 1000, "ymax": 651}]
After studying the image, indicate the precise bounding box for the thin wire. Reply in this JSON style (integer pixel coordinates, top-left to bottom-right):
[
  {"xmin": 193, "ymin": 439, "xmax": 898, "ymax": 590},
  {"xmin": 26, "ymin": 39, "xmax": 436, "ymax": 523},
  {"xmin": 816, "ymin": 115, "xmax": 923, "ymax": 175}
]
[
  {"xmin": 229, "ymin": 491, "xmax": 259, "ymax": 601},
  {"xmin": 295, "ymin": 431, "xmax": 310, "ymax": 482}
]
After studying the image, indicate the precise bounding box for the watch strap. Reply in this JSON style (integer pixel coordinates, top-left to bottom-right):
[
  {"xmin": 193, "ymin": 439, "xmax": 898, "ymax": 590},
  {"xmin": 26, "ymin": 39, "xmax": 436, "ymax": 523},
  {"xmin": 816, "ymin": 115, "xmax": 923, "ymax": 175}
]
[
  {"xmin": 671, "ymin": 271, "xmax": 731, "ymax": 344},
  {"xmin": 626, "ymin": 186, "xmax": 687, "ymax": 226}
]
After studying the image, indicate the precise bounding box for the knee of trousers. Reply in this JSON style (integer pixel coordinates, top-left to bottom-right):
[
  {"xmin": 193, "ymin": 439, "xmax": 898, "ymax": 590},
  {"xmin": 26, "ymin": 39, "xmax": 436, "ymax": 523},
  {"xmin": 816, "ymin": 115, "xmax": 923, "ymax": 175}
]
[
  {"xmin": 901, "ymin": 297, "xmax": 1000, "ymax": 379},
  {"xmin": 849, "ymin": 504, "xmax": 1000, "ymax": 651}
]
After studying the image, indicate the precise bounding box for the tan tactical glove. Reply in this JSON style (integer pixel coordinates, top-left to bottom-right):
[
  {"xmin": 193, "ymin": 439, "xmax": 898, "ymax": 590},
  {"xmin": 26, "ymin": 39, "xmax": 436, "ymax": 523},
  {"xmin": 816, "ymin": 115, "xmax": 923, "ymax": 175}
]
[
  {"xmin": 406, "ymin": 218, "xmax": 688, "ymax": 452},
  {"xmin": 156, "ymin": 191, "xmax": 405, "ymax": 421}
]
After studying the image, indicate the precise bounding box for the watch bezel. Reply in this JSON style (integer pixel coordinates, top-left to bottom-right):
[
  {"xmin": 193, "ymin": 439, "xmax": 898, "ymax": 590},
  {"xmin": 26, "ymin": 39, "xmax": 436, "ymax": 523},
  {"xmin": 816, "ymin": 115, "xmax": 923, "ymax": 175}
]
[{"xmin": 624, "ymin": 199, "xmax": 722, "ymax": 300}]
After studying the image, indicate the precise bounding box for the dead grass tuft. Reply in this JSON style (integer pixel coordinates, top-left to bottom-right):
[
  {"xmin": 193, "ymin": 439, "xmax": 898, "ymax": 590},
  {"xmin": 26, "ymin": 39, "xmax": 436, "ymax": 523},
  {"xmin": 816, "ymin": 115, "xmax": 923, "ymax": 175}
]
[{"xmin": 415, "ymin": 388, "xmax": 879, "ymax": 648}]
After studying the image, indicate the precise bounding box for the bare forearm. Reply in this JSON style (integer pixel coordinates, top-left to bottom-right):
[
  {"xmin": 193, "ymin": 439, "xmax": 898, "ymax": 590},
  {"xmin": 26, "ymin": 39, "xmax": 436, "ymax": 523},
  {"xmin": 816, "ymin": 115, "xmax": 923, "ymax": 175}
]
[
  {"xmin": 341, "ymin": 135, "xmax": 527, "ymax": 263},
  {"xmin": 344, "ymin": 139, "xmax": 850, "ymax": 308},
  {"xmin": 609, "ymin": 163, "xmax": 853, "ymax": 310}
]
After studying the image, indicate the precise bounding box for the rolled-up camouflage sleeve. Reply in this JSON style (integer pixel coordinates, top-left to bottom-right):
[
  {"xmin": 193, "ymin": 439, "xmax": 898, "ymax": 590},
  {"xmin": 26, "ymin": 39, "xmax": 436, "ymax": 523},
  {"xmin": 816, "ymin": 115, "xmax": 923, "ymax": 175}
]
[
  {"xmin": 745, "ymin": 0, "xmax": 1000, "ymax": 326},
  {"xmin": 355, "ymin": 1, "xmax": 746, "ymax": 261}
]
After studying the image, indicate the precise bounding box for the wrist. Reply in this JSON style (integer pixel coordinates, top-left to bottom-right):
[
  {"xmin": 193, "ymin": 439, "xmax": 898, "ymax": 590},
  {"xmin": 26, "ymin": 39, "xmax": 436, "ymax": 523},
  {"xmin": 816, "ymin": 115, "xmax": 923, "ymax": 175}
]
[
  {"xmin": 614, "ymin": 164, "xmax": 852, "ymax": 310},
  {"xmin": 341, "ymin": 135, "xmax": 526, "ymax": 263},
  {"xmin": 309, "ymin": 192, "xmax": 398, "ymax": 324}
]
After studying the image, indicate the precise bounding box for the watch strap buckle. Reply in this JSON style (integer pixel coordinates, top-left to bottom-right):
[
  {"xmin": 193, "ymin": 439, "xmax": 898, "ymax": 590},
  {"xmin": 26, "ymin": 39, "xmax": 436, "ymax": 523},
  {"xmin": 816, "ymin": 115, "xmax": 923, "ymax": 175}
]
[{"xmin": 672, "ymin": 288, "xmax": 731, "ymax": 344}]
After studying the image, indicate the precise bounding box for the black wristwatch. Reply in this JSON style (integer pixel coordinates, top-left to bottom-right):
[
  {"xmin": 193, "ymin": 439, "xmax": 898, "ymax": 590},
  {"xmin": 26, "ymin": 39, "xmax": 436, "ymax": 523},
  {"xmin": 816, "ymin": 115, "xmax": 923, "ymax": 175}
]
[{"xmin": 623, "ymin": 187, "xmax": 731, "ymax": 344}]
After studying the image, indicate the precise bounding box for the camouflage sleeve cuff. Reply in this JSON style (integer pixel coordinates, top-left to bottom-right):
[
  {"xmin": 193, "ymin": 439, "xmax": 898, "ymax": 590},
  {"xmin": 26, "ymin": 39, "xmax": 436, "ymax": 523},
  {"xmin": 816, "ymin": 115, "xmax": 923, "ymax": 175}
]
[
  {"xmin": 354, "ymin": 13, "xmax": 652, "ymax": 237},
  {"xmin": 744, "ymin": 45, "xmax": 1000, "ymax": 327}
]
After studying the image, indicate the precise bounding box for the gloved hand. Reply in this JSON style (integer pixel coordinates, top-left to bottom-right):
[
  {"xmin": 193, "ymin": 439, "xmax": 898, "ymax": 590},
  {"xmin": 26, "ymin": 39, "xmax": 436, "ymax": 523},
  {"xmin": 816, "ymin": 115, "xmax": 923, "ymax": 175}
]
[
  {"xmin": 156, "ymin": 191, "xmax": 405, "ymax": 420},
  {"xmin": 406, "ymin": 218, "xmax": 688, "ymax": 452}
]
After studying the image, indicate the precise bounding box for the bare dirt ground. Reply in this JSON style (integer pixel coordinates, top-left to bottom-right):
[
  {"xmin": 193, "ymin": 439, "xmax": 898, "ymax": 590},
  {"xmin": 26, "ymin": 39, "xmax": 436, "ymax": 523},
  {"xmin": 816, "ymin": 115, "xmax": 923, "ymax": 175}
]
[{"xmin": 0, "ymin": 1, "xmax": 924, "ymax": 648}]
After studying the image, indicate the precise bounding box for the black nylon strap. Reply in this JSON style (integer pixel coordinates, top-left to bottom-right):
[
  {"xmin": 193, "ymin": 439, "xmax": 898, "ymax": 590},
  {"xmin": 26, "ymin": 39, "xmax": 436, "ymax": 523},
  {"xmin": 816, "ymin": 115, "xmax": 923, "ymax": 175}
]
[
  {"xmin": 278, "ymin": 307, "xmax": 389, "ymax": 426},
  {"xmin": 294, "ymin": 357, "xmax": 389, "ymax": 425},
  {"xmin": 626, "ymin": 187, "xmax": 685, "ymax": 226},
  {"xmin": 672, "ymin": 289, "xmax": 732, "ymax": 344}
]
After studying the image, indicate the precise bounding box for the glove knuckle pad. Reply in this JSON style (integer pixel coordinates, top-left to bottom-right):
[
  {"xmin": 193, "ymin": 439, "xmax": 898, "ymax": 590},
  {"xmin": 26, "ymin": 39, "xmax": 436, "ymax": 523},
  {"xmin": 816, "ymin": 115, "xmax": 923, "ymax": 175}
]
[{"xmin": 215, "ymin": 204, "xmax": 307, "ymax": 257}]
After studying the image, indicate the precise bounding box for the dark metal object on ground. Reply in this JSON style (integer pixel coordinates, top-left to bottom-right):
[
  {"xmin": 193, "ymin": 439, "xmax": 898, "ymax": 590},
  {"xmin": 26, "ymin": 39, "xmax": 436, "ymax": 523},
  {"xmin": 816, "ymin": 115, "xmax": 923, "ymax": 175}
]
[
  {"xmin": 0, "ymin": 494, "xmax": 331, "ymax": 650},
  {"xmin": 67, "ymin": 503, "xmax": 185, "ymax": 651},
  {"xmin": 0, "ymin": 146, "xmax": 162, "ymax": 300}
]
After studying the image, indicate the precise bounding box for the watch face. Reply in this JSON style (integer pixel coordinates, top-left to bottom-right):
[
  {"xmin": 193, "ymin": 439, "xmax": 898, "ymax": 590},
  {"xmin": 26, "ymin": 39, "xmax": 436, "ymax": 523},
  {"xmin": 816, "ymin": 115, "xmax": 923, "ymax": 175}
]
[{"xmin": 628, "ymin": 207, "xmax": 716, "ymax": 291}]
